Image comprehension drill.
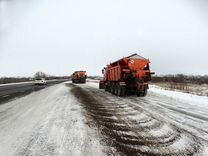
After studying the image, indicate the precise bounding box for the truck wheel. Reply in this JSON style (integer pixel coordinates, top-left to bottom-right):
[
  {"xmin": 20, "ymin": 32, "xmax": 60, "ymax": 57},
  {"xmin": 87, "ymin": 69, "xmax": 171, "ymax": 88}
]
[
  {"xmin": 137, "ymin": 89, "xmax": 147, "ymax": 97},
  {"xmin": 120, "ymin": 87, "xmax": 126, "ymax": 97},
  {"xmin": 104, "ymin": 84, "xmax": 107, "ymax": 91},
  {"xmin": 99, "ymin": 81, "xmax": 105, "ymax": 89},
  {"xmin": 136, "ymin": 92, "xmax": 141, "ymax": 97},
  {"xmin": 110, "ymin": 84, "xmax": 114, "ymax": 94},
  {"xmin": 113, "ymin": 84, "xmax": 117, "ymax": 95},
  {"xmin": 112, "ymin": 84, "xmax": 116, "ymax": 95},
  {"xmin": 115, "ymin": 84, "xmax": 119, "ymax": 96},
  {"xmin": 114, "ymin": 85, "xmax": 117, "ymax": 95},
  {"xmin": 143, "ymin": 89, "xmax": 147, "ymax": 96},
  {"xmin": 99, "ymin": 83, "xmax": 102, "ymax": 89},
  {"xmin": 117, "ymin": 86, "xmax": 121, "ymax": 96},
  {"xmin": 104, "ymin": 84, "xmax": 108, "ymax": 91}
]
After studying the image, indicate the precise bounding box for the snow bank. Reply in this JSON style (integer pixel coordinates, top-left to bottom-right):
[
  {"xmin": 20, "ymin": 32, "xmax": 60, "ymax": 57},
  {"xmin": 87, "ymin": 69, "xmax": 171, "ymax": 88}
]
[
  {"xmin": 86, "ymin": 79, "xmax": 99, "ymax": 88},
  {"xmin": 149, "ymin": 85, "xmax": 208, "ymax": 107}
]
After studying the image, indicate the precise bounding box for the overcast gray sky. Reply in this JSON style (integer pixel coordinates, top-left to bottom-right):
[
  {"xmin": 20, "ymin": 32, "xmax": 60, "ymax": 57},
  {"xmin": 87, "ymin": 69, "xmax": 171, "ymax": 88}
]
[{"xmin": 0, "ymin": 0, "xmax": 208, "ymax": 77}]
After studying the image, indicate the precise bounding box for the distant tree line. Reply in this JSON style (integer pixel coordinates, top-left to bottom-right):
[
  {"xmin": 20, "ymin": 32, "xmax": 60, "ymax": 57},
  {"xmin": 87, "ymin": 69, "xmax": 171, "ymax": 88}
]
[
  {"xmin": 0, "ymin": 76, "xmax": 69, "ymax": 84},
  {"xmin": 0, "ymin": 72, "xmax": 69, "ymax": 84},
  {"xmin": 0, "ymin": 77, "xmax": 32, "ymax": 84},
  {"xmin": 33, "ymin": 72, "xmax": 69, "ymax": 80},
  {"xmin": 2, "ymin": 73, "xmax": 208, "ymax": 85},
  {"xmin": 152, "ymin": 74, "xmax": 208, "ymax": 84}
]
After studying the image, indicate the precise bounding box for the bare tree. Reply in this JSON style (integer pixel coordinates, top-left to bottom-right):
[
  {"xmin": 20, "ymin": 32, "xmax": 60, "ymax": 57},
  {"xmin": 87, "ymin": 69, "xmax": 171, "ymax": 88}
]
[{"xmin": 34, "ymin": 72, "xmax": 48, "ymax": 79}]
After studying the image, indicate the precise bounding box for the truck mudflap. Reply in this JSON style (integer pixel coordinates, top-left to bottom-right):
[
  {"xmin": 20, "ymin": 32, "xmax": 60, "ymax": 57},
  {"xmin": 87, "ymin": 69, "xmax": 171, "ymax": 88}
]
[
  {"xmin": 137, "ymin": 83, "xmax": 148, "ymax": 97},
  {"xmin": 99, "ymin": 81, "xmax": 105, "ymax": 89}
]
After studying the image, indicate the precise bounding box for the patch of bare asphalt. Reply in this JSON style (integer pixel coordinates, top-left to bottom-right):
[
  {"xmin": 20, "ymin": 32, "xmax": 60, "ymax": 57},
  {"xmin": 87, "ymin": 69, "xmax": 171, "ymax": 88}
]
[{"xmin": 70, "ymin": 84, "xmax": 202, "ymax": 156}]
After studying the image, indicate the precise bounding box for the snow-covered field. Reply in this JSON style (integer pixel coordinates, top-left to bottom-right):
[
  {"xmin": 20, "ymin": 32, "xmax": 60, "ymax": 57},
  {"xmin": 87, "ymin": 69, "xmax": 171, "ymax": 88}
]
[
  {"xmin": 151, "ymin": 82, "xmax": 208, "ymax": 96},
  {"xmin": 0, "ymin": 80, "xmax": 208, "ymax": 155},
  {"xmin": 149, "ymin": 84, "xmax": 208, "ymax": 106}
]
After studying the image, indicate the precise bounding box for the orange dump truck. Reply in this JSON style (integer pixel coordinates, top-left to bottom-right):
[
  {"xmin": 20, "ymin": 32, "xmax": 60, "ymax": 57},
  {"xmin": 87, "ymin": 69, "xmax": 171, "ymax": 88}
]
[
  {"xmin": 72, "ymin": 71, "xmax": 87, "ymax": 83},
  {"xmin": 99, "ymin": 53, "xmax": 154, "ymax": 96}
]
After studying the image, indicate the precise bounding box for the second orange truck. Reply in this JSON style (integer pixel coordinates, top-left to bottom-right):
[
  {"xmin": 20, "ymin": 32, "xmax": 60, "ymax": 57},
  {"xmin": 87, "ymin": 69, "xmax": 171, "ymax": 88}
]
[{"xmin": 72, "ymin": 71, "xmax": 87, "ymax": 83}]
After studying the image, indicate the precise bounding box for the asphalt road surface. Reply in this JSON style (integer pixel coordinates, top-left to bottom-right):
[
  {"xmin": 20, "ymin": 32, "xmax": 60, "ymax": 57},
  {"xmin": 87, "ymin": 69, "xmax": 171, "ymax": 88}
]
[
  {"xmin": 0, "ymin": 80, "xmax": 207, "ymax": 156},
  {"xmin": 0, "ymin": 80, "xmax": 67, "ymax": 104}
]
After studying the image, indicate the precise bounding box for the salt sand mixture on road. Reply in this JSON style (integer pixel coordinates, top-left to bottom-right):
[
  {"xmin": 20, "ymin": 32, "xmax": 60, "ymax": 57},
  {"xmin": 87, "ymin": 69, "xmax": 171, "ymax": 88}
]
[
  {"xmin": 0, "ymin": 81, "xmax": 208, "ymax": 155},
  {"xmin": 72, "ymin": 82, "xmax": 208, "ymax": 155}
]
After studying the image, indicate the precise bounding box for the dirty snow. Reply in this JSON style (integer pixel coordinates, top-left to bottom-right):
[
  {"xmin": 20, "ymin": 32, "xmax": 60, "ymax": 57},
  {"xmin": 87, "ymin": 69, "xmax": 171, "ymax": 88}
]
[
  {"xmin": 86, "ymin": 79, "xmax": 100, "ymax": 88},
  {"xmin": 1, "ymin": 79, "xmax": 208, "ymax": 155},
  {"xmin": 149, "ymin": 124, "xmax": 173, "ymax": 137},
  {"xmin": 85, "ymin": 80, "xmax": 208, "ymax": 154},
  {"xmin": 0, "ymin": 82, "xmax": 106, "ymax": 156}
]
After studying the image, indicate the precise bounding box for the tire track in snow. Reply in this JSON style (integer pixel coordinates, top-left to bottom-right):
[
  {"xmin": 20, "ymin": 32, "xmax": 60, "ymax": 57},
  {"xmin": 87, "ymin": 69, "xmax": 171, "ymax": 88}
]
[
  {"xmin": 128, "ymin": 96, "xmax": 208, "ymax": 143},
  {"xmin": 71, "ymin": 84, "xmax": 202, "ymax": 156},
  {"xmin": 0, "ymin": 83, "xmax": 106, "ymax": 156}
]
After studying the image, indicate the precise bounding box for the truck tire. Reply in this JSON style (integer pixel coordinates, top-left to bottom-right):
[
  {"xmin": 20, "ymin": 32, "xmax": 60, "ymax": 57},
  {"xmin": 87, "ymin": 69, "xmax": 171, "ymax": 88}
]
[
  {"xmin": 137, "ymin": 89, "xmax": 147, "ymax": 97},
  {"xmin": 112, "ymin": 84, "xmax": 116, "ymax": 95},
  {"xmin": 143, "ymin": 88, "xmax": 147, "ymax": 96},
  {"xmin": 99, "ymin": 83, "xmax": 102, "ymax": 89},
  {"xmin": 117, "ymin": 86, "xmax": 121, "ymax": 96},
  {"xmin": 106, "ymin": 82, "xmax": 110, "ymax": 92},
  {"xmin": 110, "ymin": 84, "xmax": 114, "ymax": 94},
  {"xmin": 99, "ymin": 81, "xmax": 105, "ymax": 89},
  {"xmin": 104, "ymin": 84, "xmax": 108, "ymax": 91},
  {"xmin": 120, "ymin": 87, "xmax": 126, "ymax": 97},
  {"xmin": 115, "ymin": 84, "xmax": 119, "ymax": 96},
  {"xmin": 136, "ymin": 92, "xmax": 141, "ymax": 97}
]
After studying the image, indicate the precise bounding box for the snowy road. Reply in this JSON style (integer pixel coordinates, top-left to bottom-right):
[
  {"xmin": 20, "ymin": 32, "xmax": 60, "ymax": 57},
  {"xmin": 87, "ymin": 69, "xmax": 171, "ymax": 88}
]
[
  {"xmin": 0, "ymin": 80, "xmax": 67, "ymax": 104},
  {"xmin": 0, "ymin": 82, "xmax": 106, "ymax": 156},
  {"xmin": 0, "ymin": 81, "xmax": 208, "ymax": 155}
]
